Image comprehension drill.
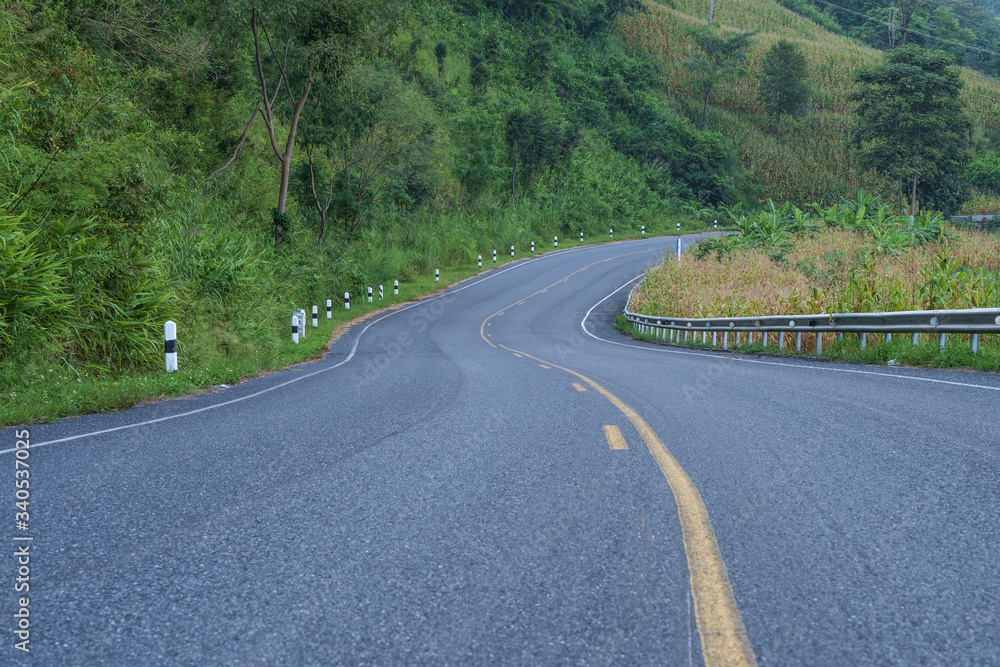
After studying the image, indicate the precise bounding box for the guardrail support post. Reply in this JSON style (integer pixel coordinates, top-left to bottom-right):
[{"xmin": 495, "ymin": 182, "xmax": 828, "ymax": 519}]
[
  {"xmin": 884, "ymin": 333, "xmax": 891, "ymax": 344},
  {"xmin": 723, "ymin": 332, "xmax": 728, "ymax": 349},
  {"xmin": 860, "ymin": 332, "xmax": 867, "ymax": 349},
  {"xmin": 912, "ymin": 332, "xmax": 919, "ymax": 345},
  {"xmin": 712, "ymin": 332, "xmax": 717, "ymax": 346},
  {"xmin": 815, "ymin": 333, "xmax": 823, "ymax": 356},
  {"xmin": 684, "ymin": 330, "xmax": 689, "ymax": 342},
  {"xmin": 939, "ymin": 333, "xmax": 947, "ymax": 350},
  {"xmin": 778, "ymin": 332, "xmax": 784, "ymax": 350},
  {"xmin": 701, "ymin": 331, "xmax": 707, "ymax": 344},
  {"xmin": 762, "ymin": 332, "xmax": 769, "ymax": 347},
  {"xmin": 795, "ymin": 332, "xmax": 802, "ymax": 351},
  {"xmin": 837, "ymin": 332, "xmax": 843, "ymax": 341},
  {"xmin": 735, "ymin": 332, "xmax": 741, "ymax": 346},
  {"xmin": 972, "ymin": 333, "xmax": 980, "ymax": 355}
]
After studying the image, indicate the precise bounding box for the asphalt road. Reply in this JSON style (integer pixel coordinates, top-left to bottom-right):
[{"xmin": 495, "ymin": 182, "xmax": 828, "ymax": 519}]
[{"xmin": 4, "ymin": 235, "xmax": 1000, "ymax": 665}]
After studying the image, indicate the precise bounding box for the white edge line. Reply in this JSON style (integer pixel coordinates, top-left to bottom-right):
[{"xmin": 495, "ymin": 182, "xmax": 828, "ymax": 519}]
[
  {"xmin": 582, "ymin": 277, "xmax": 1000, "ymax": 394},
  {"xmin": 3, "ymin": 243, "xmax": 624, "ymax": 456}
]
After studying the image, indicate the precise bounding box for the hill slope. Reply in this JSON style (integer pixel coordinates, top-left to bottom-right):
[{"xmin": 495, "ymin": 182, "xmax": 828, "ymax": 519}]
[{"xmin": 618, "ymin": 0, "xmax": 1000, "ymax": 207}]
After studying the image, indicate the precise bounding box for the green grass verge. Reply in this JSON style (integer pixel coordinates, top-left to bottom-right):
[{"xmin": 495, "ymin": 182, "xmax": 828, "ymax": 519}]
[
  {"xmin": 2, "ymin": 228, "xmax": 689, "ymax": 427},
  {"xmin": 614, "ymin": 315, "xmax": 1000, "ymax": 372}
]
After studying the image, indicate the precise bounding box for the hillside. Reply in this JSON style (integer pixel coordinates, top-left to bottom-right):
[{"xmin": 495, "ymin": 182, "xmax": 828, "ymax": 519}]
[
  {"xmin": 4, "ymin": 0, "xmax": 1000, "ymax": 419},
  {"xmin": 618, "ymin": 0, "xmax": 1000, "ymax": 208}
]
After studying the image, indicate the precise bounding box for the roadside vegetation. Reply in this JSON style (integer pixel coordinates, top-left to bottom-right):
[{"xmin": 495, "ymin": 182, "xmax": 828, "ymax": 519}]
[
  {"xmin": 628, "ymin": 193, "xmax": 1000, "ymax": 369},
  {"xmin": 0, "ymin": 0, "xmax": 722, "ymax": 424}
]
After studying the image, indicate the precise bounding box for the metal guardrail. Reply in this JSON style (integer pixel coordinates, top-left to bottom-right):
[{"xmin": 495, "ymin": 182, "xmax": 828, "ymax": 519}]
[{"xmin": 623, "ymin": 287, "xmax": 1000, "ymax": 355}]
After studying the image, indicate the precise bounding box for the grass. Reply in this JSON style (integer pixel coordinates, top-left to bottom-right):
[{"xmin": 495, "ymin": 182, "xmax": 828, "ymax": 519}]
[
  {"xmin": 622, "ymin": 222, "xmax": 1000, "ymax": 371},
  {"xmin": 1, "ymin": 224, "xmax": 692, "ymax": 427},
  {"xmin": 632, "ymin": 227, "xmax": 1000, "ymax": 318}
]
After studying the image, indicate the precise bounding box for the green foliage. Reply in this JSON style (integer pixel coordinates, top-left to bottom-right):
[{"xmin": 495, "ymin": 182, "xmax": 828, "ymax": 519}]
[
  {"xmin": 683, "ymin": 26, "xmax": 755, "ymax": 126},
  {"xmin": 851, "ymin": 45, "xmax": 973, "ymax": 216},
  {"xmin": 0, "ymin": 0, "xmax": 738, "ymax": 411},
  {"xmin": 758, "ymin": 39, "xmax": 809, "ymax": 132},
  {"xmin": 692, "ymin": 236, "xmax": 735, "ymax": 261}
]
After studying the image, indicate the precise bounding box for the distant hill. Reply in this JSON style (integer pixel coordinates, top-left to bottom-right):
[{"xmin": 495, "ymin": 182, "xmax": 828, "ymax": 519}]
[{"xmin": 618, "ymin": 0, "xmax": 1000, "ymax": 210}]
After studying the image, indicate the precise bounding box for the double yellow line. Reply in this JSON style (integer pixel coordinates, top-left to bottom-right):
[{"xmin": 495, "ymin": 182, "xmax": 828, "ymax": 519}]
[{"xmin": 480, "ymin": 256, "xmax": 756, "ymax": 667}]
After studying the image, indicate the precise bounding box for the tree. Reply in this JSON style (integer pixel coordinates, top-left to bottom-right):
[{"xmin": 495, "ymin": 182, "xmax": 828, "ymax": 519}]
[
  {"xmin": 684, "ymin": 27, "xmax": 754, "ymax": 127},
  {"xmin": 505, "ymin": 101, "xmax": 577, "ymax": 195},
  {"xmin": 758, "ymin": 39, "xmax": 809, "ymax": 133},
  {"xmin": 295, "ymin": 65, "xmax": 433, "ymax": 241},
  {"xmin": 851, "ymin": 44, "xmax": 972, "ymax": 216}
]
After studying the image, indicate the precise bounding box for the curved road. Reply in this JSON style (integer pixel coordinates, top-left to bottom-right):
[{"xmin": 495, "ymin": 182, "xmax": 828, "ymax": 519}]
[{"xmin": 4, "ymin": 236, "xmax": 1000, "ymax": 665}]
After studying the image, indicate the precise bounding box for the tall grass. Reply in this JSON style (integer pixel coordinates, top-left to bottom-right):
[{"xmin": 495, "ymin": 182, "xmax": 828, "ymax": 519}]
[{"xmin": 634, "ymin": 222, "xmax": 1000, "ymax": 320}]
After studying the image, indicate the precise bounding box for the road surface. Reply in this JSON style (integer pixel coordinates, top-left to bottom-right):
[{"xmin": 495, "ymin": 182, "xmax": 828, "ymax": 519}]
[{"xmin": 4, "ymin": 235, "xmax": 1000, "ymax": 665}]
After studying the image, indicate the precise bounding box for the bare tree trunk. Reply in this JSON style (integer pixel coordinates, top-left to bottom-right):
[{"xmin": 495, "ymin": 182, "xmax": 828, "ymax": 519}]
[
  {"xmin": 910, "ymin": 174, "xmax": 918, "ymax": 217},
  {"xmin": 251, "ymin": 7, "xmax": 314, "ymax": 244}
]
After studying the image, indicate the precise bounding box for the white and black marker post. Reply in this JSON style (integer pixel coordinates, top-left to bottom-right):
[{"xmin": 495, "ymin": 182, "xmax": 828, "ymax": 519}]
[
  {"xmin": 641, "ymin": 225, "xmax": 645, "ymax": 236},
  {"xmin": 345, "ymin": 291, "xmax": 350, "ymax": 309},
  {"xmin": 554, "ymin": 235, "xmax": 558, "ymax": 247},
  {"xmin": 164, "ymin": 321, "xmax": 177, "ymax": 372},
  {"xmin": 609, "ymin": 228, "xmax": 613, "ymax": 238},
  {"xmin": 478, "ymin": 254, "xmax": 482, "ymax": 267},
  {"xmin": 493, "ymin": 249, "xmax": 497, "ymax": 263},
  {"xmin": 531, "ymin": 241, "xmax": 534, "ymax": 253},
  {"xmin": 379, "ymin": 285, "xmax": 383, "ymax": 300},
  {"xmin": 510, "ymin": 245, "xmax": 514, "ymax": 257},
  {"xmin": 394, "ymin": 280, "xmax": 399, "ymax": 296},
  {"xmin": 326, "ymin": 299, "xmax": 332, "ymax": 319},
  {"xmin": 312, "ymin": 305, "xmax": 318, "ymax": 328},
  {"xmin": 714, "ymin": 219, "xmax": 718, "ymax": 229},
  {"xmin": 291, "ymin": 314, "xmax": 299, "ymax": 343},
  {"xmin": 580, "ymin": 231, "xmax": 583, "ymax": 242},
  {"xmin": 435, "ymin": 269, "xmax": 439, "ymax": 282},
  {"xmin": 367, "ymin": 286, "xmax": 372, "ymax": 303}
]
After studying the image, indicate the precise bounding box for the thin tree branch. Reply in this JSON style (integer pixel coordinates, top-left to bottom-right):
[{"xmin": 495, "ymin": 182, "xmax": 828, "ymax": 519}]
[{"xmin": 208, "ymin": 106, "xmax": 260, "ymax": 181}]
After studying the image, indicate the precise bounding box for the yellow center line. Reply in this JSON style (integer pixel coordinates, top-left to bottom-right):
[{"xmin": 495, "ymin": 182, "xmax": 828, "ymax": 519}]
[
  {"xmin": 572, "ymin": 382, "xmax": 587, "ymax": 392},
  {"xmin": 539, "ymin": 364, "xmax": 551, "ymax": 369},
  {"xmin": 604, "ymin": 425, "xmax": 629, "ymax": 450},
  {"xmin": 479, "ymin": 251, "xmax": 756, "ymax": 667},
  {"xmin": 499, "ymin": 344, "xmax": 756, "ymax": 666}
]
